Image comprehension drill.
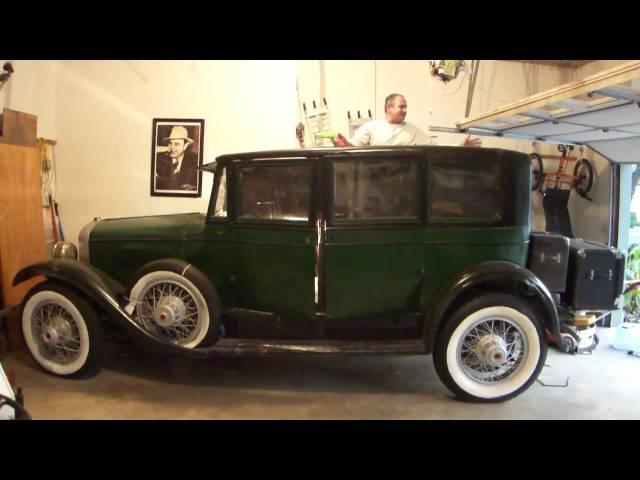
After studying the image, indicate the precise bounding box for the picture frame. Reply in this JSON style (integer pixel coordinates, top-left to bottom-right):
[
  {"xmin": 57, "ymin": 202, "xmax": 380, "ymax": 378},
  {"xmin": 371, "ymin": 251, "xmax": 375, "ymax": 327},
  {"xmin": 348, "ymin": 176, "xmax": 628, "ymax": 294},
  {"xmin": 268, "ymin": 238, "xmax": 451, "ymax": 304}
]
[{"xmin": 151, "ymin": 118, "xmax": 205, "ymax": 197}]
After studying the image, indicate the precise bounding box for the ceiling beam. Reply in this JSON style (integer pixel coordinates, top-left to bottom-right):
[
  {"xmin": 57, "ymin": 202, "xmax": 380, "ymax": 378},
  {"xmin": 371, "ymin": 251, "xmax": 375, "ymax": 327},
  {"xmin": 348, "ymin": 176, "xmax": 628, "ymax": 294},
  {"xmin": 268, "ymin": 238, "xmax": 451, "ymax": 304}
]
[
  {"xmin": 457, "ymin": 61, "xmax": 640, "ymax": 130},
  {"xmin": 508, "ymin": 60, "xmax": 594, "ymax": 69}
]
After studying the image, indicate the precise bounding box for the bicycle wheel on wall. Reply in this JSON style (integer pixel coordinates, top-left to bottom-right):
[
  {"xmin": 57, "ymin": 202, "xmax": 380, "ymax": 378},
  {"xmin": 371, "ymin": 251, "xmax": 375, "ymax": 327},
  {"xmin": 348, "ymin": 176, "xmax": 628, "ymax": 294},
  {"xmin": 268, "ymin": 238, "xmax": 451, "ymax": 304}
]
[
  {"xmin": 573, "ymin": 158, "xmax": 594, "ymax": 198},
  {"xmin": 530, "ymin": 153, "xmax": 544, "ymax": 191}
]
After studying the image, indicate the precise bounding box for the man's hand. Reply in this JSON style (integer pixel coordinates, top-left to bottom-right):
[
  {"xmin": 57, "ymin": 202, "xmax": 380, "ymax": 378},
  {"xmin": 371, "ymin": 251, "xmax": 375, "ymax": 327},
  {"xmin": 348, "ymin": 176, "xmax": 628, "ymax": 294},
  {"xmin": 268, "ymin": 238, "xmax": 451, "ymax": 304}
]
[
  {"xmin": 461, "ymin": 134, "xmax": 482, "ymax": 147},
  {"xmin": 331, "ymin": 133, "xmax": 352, "ymax": 147}
]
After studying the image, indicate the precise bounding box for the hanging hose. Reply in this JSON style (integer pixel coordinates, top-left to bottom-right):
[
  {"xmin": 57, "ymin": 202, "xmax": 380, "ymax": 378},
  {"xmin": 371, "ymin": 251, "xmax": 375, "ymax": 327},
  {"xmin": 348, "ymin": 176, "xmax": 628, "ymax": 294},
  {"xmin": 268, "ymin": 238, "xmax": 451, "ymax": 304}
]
[
  {"xmin": 38, "ymin": 138, "xmax": 61, "ymax": 247},
  {"xmin": 55, "ymin": 202, "xmax": 65, "ymax": 241},
  {"xmin": 48, "ymin": 193, "xmax": 59, "ymax": 243},
  {"xmin": 38, "ymin": 138, "xmax": 53, "ymax": 204}
]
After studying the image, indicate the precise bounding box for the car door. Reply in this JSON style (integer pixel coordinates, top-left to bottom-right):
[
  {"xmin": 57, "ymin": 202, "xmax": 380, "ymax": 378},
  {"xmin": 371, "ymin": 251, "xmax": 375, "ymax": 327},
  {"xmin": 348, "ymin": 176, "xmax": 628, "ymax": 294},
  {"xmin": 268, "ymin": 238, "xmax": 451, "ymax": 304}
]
[
  {"xmin": 230, "ymin": 158, "xmax": 318, "ymax": 320},
  {"xmin": 322, "ymin": 152, "xmax": 425, "ymax": 319},
  {"xmin": 188, "ymin": 162, "xmax": 234, "ymax": 305},
  {"xmin": 420, "ymin": 151, "xmax": 531, "ymax": 305}
]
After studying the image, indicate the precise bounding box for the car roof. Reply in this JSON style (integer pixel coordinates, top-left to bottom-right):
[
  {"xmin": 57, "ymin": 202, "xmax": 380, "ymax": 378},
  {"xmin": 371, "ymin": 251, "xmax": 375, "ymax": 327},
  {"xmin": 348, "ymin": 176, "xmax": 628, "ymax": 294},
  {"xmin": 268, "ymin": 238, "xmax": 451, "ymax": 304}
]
[{"xmin": 201, "ymin": 146, "xmax": 526, "ymax": 172}]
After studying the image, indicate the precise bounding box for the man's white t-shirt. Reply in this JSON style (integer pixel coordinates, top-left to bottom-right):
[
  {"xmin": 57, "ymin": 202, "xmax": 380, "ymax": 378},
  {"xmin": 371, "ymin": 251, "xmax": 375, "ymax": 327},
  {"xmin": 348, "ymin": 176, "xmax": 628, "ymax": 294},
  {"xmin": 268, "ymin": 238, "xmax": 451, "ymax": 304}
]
[{"xmin": 350, "ymin": 119, "xmax": 435, "ymax": 146}]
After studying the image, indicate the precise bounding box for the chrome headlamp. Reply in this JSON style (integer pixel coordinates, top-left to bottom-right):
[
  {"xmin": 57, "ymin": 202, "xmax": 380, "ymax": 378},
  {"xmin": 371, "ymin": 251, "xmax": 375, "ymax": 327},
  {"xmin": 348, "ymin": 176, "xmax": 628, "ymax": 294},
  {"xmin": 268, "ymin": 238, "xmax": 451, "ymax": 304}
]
[{"xmin": 52, "ymin": 241, "xmax": 79, "ymax": 260}]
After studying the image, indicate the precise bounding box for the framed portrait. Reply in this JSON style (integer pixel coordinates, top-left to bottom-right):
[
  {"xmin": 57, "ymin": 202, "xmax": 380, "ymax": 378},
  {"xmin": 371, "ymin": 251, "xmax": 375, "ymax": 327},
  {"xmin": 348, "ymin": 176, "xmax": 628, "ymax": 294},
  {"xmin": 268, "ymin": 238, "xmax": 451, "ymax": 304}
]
[{"xmin": 151, "ymin": 118, "xmax": 205, "ymax": 197}]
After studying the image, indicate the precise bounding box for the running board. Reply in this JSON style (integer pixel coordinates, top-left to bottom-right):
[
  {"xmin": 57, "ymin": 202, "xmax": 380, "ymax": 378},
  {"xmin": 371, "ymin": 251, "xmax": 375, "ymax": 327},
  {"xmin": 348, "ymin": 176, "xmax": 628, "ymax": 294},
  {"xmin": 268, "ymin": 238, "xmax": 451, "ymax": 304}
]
[{"xmin": 197, "ymin": 338, "xmax": 427, "ymax": 356}]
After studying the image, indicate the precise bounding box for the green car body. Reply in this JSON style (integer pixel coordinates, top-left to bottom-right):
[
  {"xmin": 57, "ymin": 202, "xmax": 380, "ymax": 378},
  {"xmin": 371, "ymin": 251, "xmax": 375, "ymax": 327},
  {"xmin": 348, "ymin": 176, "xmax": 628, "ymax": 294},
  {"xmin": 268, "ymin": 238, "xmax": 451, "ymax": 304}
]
[
  {"xmin": 86, "ymin": 146, "xmax": 533, "ymax": 340},
  {"xmin": 17, "ymin": 145, "xmax": 578, "ymax": 402}
]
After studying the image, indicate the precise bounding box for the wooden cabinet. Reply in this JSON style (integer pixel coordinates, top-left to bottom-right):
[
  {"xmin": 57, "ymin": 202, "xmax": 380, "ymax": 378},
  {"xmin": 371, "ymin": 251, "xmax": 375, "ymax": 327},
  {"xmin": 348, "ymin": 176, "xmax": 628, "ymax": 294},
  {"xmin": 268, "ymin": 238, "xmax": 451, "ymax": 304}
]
[{"xmin": 0, "ymin": 109, "xmax": 47, "ymax": 348}]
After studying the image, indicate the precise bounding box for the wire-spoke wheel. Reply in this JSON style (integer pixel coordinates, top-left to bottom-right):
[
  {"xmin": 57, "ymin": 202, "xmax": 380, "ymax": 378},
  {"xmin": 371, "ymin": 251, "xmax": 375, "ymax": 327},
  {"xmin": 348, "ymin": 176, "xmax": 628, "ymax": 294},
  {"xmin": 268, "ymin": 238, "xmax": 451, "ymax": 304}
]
[
  {"xmin": 21, "ymin": 282, "xmax": 103, "ymax": 378},
  {"xmin": 458, "ymin": 317, "xmax": 528, "ymax": 383},
  {"xmin": 128, "ymin": 262, "xmax": 221, "ymax": 348},
  {"xmin": 434, "ymin": 293, "xmax": 547, "ymax": 402}
]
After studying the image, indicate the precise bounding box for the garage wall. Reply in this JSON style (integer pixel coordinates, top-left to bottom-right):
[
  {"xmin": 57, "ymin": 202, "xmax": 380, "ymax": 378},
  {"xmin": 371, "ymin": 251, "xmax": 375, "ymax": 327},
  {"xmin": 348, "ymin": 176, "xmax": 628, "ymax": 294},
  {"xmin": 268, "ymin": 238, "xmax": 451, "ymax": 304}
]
[
  {"xmin": 54, "ymin": 61, "xmax": 298, "ymax": 244},
  {"xmin": 2, "ymin": 60, "xmax": 624, "ymax": 248},
  {"xmin": 296, "ymin": 60, "xmax": 579, "ymax": 233},
  {"xmin": 296, "ymin": 60, "xmax": 640, "ymax": 244},
  {"xmin": 297, "ymin": 60, "xmax": 574, "ymax": 144},
  {"xmin": 0, "ymin": 60, "xmax": 56, "ymax": 139}
]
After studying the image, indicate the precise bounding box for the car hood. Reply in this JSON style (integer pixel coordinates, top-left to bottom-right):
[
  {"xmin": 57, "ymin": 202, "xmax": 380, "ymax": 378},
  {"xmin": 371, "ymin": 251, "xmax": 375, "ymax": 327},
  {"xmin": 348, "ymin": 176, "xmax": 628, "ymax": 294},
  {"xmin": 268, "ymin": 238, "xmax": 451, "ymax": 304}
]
[{"xmin": 89, "ymin": 213, "xmax": 207, "ymax": 241}]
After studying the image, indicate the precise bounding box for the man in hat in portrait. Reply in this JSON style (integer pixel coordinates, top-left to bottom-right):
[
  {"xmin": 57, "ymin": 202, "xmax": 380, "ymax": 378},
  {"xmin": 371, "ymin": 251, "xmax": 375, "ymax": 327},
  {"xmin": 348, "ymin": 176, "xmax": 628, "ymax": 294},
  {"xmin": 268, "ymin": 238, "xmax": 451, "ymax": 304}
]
[{"xmin": 155, "ymin": 125, "xmax": 199, "ymax": 191}]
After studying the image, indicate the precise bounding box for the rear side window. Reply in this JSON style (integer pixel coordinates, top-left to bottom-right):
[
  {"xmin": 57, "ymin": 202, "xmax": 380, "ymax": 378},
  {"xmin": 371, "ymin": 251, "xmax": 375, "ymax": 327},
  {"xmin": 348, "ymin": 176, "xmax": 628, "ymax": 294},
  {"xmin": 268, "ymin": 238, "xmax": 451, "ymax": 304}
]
[
  {"xmin": 212, "ymin": 167, "xmax": 227, "ymax": 218},
  {"xmin": 237, "ymin": 163, "xmax": 311, "ymax": 222},
  {"xmin": 429, "ymin": 162, "xmax": 502, "ymax": 223},
  {"xmin": 333, "ymin": 159, "xmax": 419, "ymax": 222}
]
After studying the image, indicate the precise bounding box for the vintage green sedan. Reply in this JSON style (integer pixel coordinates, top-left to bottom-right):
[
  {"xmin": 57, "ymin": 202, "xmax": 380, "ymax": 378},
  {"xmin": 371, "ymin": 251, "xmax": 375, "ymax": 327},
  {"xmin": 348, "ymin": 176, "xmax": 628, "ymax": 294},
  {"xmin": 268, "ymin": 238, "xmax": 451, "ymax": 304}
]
[{"xmin": 14, "ymin": 146, "xmax": 605, "ymax": 402}]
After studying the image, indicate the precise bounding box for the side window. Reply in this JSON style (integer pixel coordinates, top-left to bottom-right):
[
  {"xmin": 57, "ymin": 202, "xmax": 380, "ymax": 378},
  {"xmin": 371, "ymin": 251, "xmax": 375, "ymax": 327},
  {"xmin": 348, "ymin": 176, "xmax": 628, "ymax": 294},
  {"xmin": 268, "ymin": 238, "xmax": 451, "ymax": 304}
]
[
  {"xmin": 333, "ymin": 159, "xmax": 419, "ymax": 221},
  {"xmin": 238, "ymin": 163, "xmax": 311, "ymax": 222},
  {"xmin": 429, "ymin": 162, "xmax": 502, "ymax": 222},
  {"xmin": 212, "ymin": 167, "xmax": 227, "ymax": 218}
]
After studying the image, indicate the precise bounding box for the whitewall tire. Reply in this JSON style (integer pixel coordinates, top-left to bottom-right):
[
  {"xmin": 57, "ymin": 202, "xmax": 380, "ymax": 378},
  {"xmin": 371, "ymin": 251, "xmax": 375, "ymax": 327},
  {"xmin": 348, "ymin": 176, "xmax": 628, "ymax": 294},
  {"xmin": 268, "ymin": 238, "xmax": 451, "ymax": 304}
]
[
  {"xmin": 434, "ymin": 293, "xmax": 547, "ymax": 402},
  {"xmin": 21, "ymin": 282, "xmax": 103, "ymax": 378}
]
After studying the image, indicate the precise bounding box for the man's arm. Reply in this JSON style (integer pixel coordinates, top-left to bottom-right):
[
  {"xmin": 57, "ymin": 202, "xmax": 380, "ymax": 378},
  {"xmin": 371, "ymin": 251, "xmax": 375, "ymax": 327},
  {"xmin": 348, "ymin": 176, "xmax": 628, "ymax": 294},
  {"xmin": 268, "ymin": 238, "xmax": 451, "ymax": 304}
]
[
  {"xmin": 349, "ymin": 122, "xmax": 372, "ymax": 146},
  {"xmin": 416, "ymin": 130, "xmax": 481, "ymax": 147},
  {"xmin": 332, "ymin": 121, "xmax": 372, "ymax": 147}
]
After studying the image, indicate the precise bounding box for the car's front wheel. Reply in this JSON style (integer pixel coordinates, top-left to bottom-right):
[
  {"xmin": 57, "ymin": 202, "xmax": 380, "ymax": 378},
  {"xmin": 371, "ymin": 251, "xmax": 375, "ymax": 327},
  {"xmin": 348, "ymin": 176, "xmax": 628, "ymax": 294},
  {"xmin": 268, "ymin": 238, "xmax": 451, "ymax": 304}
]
[
  {"xmin": 21, "ymin": 282, "xmax": 104, "ymax": 378},
  {"xmin": 433, "ymin": 293, "xmax": 547, "ymax": 402}
]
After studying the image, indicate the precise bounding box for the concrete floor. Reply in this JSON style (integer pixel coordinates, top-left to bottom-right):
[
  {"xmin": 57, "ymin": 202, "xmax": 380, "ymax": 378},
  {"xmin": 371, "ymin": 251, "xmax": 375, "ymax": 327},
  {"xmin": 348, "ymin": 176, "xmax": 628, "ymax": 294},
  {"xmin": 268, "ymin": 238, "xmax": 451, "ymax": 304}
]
[{"xmin": 1, "ymin": 327, "xmax": 639, "ymax": 419}]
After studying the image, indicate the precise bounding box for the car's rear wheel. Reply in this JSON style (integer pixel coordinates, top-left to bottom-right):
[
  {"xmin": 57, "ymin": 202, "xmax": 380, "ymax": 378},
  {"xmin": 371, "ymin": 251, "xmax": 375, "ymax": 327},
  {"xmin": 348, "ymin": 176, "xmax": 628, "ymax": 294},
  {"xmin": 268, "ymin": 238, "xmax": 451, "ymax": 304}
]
[
  {"xmin": 128, "ymin": 261, "xmax": 221, "ymax": 348},
  {"xmin": 433, "ymin": 293, "xmax": 547, "ymax": 402},
  {"xmin": 21, "ymin": 282, "xmax": 104, "ymax": 378}
]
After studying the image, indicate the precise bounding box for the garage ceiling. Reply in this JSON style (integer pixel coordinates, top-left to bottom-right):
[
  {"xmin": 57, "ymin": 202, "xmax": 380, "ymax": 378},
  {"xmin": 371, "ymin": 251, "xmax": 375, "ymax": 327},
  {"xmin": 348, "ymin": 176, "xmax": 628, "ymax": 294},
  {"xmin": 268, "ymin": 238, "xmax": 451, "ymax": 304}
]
[
  {"xmin": 509, "ymin": 60, "xmax": 595, "ymax": 69},
  {"xmin": 451, "ymin": 61, "xmax": 640, "ymax": 164}
]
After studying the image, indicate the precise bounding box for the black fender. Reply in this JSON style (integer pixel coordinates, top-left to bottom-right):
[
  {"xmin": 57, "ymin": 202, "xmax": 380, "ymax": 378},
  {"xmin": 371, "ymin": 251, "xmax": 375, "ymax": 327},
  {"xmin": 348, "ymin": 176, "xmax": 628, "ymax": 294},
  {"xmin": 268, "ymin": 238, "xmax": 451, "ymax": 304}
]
[
  {"xmin": 423, "ymin": 261, "xmax": 568, "ymax": 353},
  {"xmin": 13, "ymin": 259, "xmax": 208, "ymax": 358}
]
